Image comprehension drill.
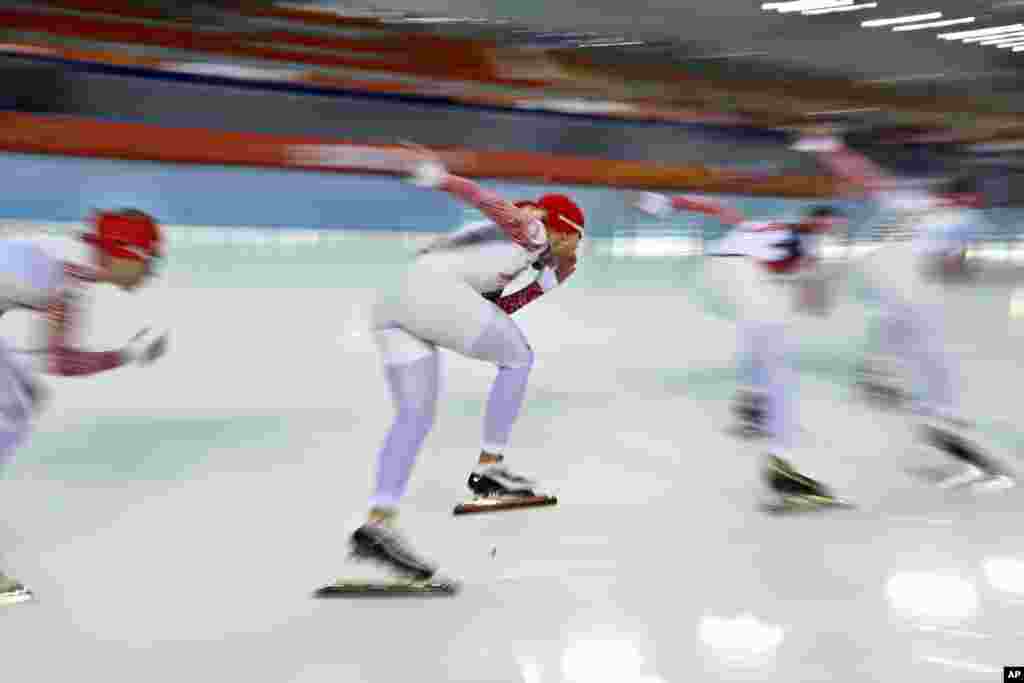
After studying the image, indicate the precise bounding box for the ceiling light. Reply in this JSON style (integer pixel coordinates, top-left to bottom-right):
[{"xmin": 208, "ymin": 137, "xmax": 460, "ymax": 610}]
[
  {"xmin": 938, "ymin": 23, "xmax": 1024, "ymax": 39},
  {"xmin": 989, "ymin": 34, "xmax": 1024, "ymax": 43},
  {"xmin": 860, "ymin": 11, "xmax": 937, "ymax": 26},
  {"xmin": 894, "ymin": 17, "xmax": 975, "ymax": 31},
  {"xmin": 862, "ymin": 12, "xmax": 942, "ymax": 26},
  {"xmin": 762, "ymin": 0, "xmax": 851, "ymax": 12},
  {"xmin": 995, "ymin": 40, "xmax": 1024, "ymax": 47},
  {"xmin": 970, "ymin": 31, "xmax": 1024, "ymax": 43},
  {"xmin": 1013, "ymin": 45, "xmax": 1024, "ymax": 51},
  {"xmin": 803, "ymin": 2, "xmax": 877, "ymax": 14}
]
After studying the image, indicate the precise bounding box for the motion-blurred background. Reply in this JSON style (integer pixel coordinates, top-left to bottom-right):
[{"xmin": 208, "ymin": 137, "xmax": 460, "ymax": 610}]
[{"xmin": 4, "ymin": 3, "xmax": 1024, "ymax": 683}]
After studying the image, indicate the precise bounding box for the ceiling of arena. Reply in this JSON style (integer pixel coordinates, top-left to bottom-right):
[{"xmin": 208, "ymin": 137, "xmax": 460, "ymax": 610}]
[{"xmin": 291, "ymin": 0, "xmax": 1024, "ymax": 108}]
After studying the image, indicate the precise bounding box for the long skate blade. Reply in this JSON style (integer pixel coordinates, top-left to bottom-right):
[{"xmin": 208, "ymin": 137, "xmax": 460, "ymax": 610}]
[
  {"xmin": 453, "ymin": 495, "xmax": 557, "ymax": 516},
  {"xmin": 760, "ymin": 495, "xmax": 855, "ymax": 515},
  {"xmin": 905, "ymin": 465, "xmax": 1014, "ymax": 492},
  {"xmin": 314, "ymin": 577, "xmax": 459, "ymax": 597},
  {"xmin": 0, "ymin": 588, "xmax": 34, "ymax": 607}
]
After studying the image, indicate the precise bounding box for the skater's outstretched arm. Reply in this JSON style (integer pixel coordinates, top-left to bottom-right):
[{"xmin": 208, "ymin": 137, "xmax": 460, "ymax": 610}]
[
  {"xmin": 633, "ymin": 192, "xmax": 745, "ymax": 226},
  {"xmin": 410, "ymin": 163, "xmax": 547, "ymax": 251},
  {"xmin": 793, "ymin": 133, "xmax": 940, "ymax": 213},
  {"xmin": 793, "ymin": 134, "xmax": 890, "ymax": 196},
  {"xmin": 415, "ymin": 219, "xmax": 495, "ymax": 255}
]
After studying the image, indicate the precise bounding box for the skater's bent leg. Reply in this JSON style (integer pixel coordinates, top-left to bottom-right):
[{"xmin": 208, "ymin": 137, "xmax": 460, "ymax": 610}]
[
  {"xmin": 370, "ymin": 328, "xmax": 440, "ymax": 514},
  {"xmin": 752, "ymin": 323, "xmax": 798, "ymax": 454},
  {"xmin": 911, "ymin": 307, "xmax": 959, "ymax": 420},
  {"xmin": 465, "ymin": 313, "xmax": 534, "ymax": 460}
]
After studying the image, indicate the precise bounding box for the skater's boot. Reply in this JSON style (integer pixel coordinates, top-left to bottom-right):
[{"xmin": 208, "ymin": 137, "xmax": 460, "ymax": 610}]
[
  {"xmin": 732, "ymin": 390, "xmax": 767, "ymax": 438},
  {"xmin": 454, "ymin": 455, "xmax": 557, "ymax": 515},
  {"xmin": 468, "ymin": 460, "xmax": 539, "ymax": 498},
  {"xmin": 762, "ymin": 454, "xmax": 846, "ymax": 511},
  {"xmin": 0, "ymin": 570, "xmax": 32, "ymax": 606},
  {"xmin": 348, "ymin": 522, "xmax": 438, "ymax": 582},
  {"xmin": 855, "ymin": 361, "xmax": 909, "ymax": 408}
]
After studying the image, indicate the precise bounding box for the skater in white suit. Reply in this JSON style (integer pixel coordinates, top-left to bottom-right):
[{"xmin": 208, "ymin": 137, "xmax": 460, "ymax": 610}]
[
  {"xmin": 343, "ymin": 158, "xmax": 584, "ymax": 588},
  {"xmin": 794, "ymin": 129, "xmax": 1009, "ymax": 489},
  {"xmin": 0, "ymin": 209, "xmax": 167, "ymax": 606},
  {"xmin": 633, "ymin": 191, "xmax": 848, "ymax": 510}
]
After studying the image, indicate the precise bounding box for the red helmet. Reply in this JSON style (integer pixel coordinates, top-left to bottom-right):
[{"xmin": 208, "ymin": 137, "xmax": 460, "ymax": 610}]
[
  {"xmin": 536, "ymin": 194, "xmax": 584, "ymax": 236},
  {"xmin": 82, "ymin": 210, "xmax": 162, "ymax": 262}
]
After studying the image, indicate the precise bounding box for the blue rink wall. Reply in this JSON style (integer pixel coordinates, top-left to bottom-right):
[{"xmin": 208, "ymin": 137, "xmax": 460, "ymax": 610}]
[
  {"xmin": 0, "ymin": 152, "xmax": 857, "ymax": 239},
  {"xmin": 1, "ymin": 152, "xmax": 1020, "ymax": 241}
]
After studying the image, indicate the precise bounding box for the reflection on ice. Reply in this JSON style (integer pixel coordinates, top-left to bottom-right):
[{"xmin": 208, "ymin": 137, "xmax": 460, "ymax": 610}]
[
  {"xmin": 982, "ymin": 556, "xmax": 1024, "ymax": 596},
  {"xmin": 698, "ymin": 613, "xmax": 786, "ymax": 668},
  {"xmin": 885, "ymin": 572, "xmax": 978, "ymax": 624}
]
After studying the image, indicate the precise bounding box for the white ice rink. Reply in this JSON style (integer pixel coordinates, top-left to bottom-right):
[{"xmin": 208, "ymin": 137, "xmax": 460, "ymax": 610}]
[{"xmin": 3, "ymin": 228, "xmax": 1024, "ymax": 682}]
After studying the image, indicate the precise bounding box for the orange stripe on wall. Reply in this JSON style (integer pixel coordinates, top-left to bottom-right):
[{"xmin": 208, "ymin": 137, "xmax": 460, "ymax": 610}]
[{"xmin": 0, "ymin": 112, "xmax": 835, "ymax": 197}]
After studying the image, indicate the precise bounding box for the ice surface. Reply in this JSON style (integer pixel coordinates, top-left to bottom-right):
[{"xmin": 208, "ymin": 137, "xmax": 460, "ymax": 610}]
[{"xmin": 2, "ymin": 230, "xmax": 1024, "ymax": 682}]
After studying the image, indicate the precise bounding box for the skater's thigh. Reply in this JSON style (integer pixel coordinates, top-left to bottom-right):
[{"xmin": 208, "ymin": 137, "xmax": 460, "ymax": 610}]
[
  {"xmin": 725, "ymin": 260, "xmax": 790, "ymax": 326},
  {"xmin": 859, "ymin": 243, "xmax": 944, "ymax": 309},
  {"xmin": 460, "ymin": 311, "xmax": 531, "ymax": 368},
  {"xmin": 372, "ymin": 265, "xmax": 496, "ymax": 355},
  {"xmin": 0, "ymin": 354, "xmax": 32, "ymax": 472},
  {"xmin": 373, "ymin": 325, "xmax": 437, "ymax": 366}
]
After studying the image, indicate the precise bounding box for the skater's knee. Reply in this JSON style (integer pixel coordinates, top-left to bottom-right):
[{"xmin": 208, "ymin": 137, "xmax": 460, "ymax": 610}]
[
  {"xmin": 396, "ymin": 392, "xmax": 437, "ymax": 426},
  {"xmin": 501, "ymin": 341, "xmax": 533, "ymax": 370}
]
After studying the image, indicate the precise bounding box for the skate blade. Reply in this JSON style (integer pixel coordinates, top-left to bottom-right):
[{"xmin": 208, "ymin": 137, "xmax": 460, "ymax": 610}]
[
  {"xmin": 760, "ymin": 495, "xmax": 855, "ymax": 515},
  {"xmin": 314, "ymin": 577, "xmax": 459, "ymax": 597},
  {"xmin": 970, "ymin": 475, "xmax": 1016, "ymax": 492},
  {"xmin": 453, "ymin": 495, "xmax": 557, "ymax": 516},
  {"xmin": 0, "ymin": 588, "xmax": 34, "ymax": 607}
]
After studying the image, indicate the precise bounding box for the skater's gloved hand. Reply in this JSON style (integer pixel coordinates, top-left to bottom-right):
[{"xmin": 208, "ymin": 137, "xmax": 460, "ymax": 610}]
[
  {"xmin": 400, "ymin": 141, "xmax": 448, "ymax": 188},
  {"xmin": 122, "ymin": 328, "xmax": 168, "ymax": 366},
  {"xmin": 791, "ymin": 135, "xmax": 842, "ymax": 153},
  {"xmin": 21, "ymin": 375, "xmax": 49, "ymax": 415},
  {"xmin": 408, "ymin": 161, "xmax": 447, "ymax": 188},
  {"xmin": 633, "ymin": 192, "xmax": 672, "ymax": 218},
  {"xmin": 555, "ymin": 254, "xmax": 577, "ymax": 283}
]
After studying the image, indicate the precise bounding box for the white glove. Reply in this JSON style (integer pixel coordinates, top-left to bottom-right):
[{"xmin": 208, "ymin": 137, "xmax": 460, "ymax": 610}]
[
  {"xmin": 792, "ymin": 136, "xmax": 841, "ymax": 153},
  {"xmin": 123, "ymin": 328, "xmax": 168, "ymax": 366},
  {"xmin": 536, "ymin": 266, "xmax": 559, "ymax": 292},
  {"xmin": 634, "ymin": 192, "xmax": 672, "ymax": 217},
  {"xmin": 408, "ymin": 160, "xmax": 447, "ymax": 188}
]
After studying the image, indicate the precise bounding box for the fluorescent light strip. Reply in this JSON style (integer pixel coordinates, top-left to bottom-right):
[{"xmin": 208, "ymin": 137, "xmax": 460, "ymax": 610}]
[
  {"xmin": 893, "ymin": 17, "xmax": 975, "ymax": 31},
  {"xmin": 978, "ymin": 32, "xmax": 1024, "ymax": 43},
  {"xmin": 782, "ymin": 1, "xmax": 853, "ymax": 13},
  {"xmin": 970, "ymin": 31, "xmax": 1024, "ymax": 43},
  {"xmin": 863, "ymin": 12, "xmax": 941, "ymax": 26},
  {"xmin": 803, "ymin": 2, "xmax": 877, "ymax": 14},
  {"xmin": 938, "ymin": 23, "xmax": 1024, "ymax": 39},
  {"xmin": 1013, "ymin": 45, "xmax": 1024, "ymax": 50},
  {"xmin": 762, "ymin": 0, "xmax": 851, "ymax": 12},
  {"xmin": 995, "ymin": 39, "xmax": 1024, "ymax": 47},
  {"xmin": 779, "ymin": 0, "xmax": 852, "ymax": 9}
]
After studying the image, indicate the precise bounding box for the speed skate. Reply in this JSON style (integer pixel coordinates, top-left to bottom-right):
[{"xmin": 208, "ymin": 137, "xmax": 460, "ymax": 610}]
[
  {"xmin": 314, "ymin": 523, "xmax": 460, "ymax": 597},
  {"xmin": 453, "ymin": 469, "xmax": 557, "ymax": 515},
  {"xmin": 453, "ymin": 494, "xmax": 558, "ymax": 515},
  {"xmin": 759, "ymin": 493, "xmax": 856, "ymax": 515},
  {"xmin": 315, "ymin": 577, "xmax": 459, "ymax": 597}
]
